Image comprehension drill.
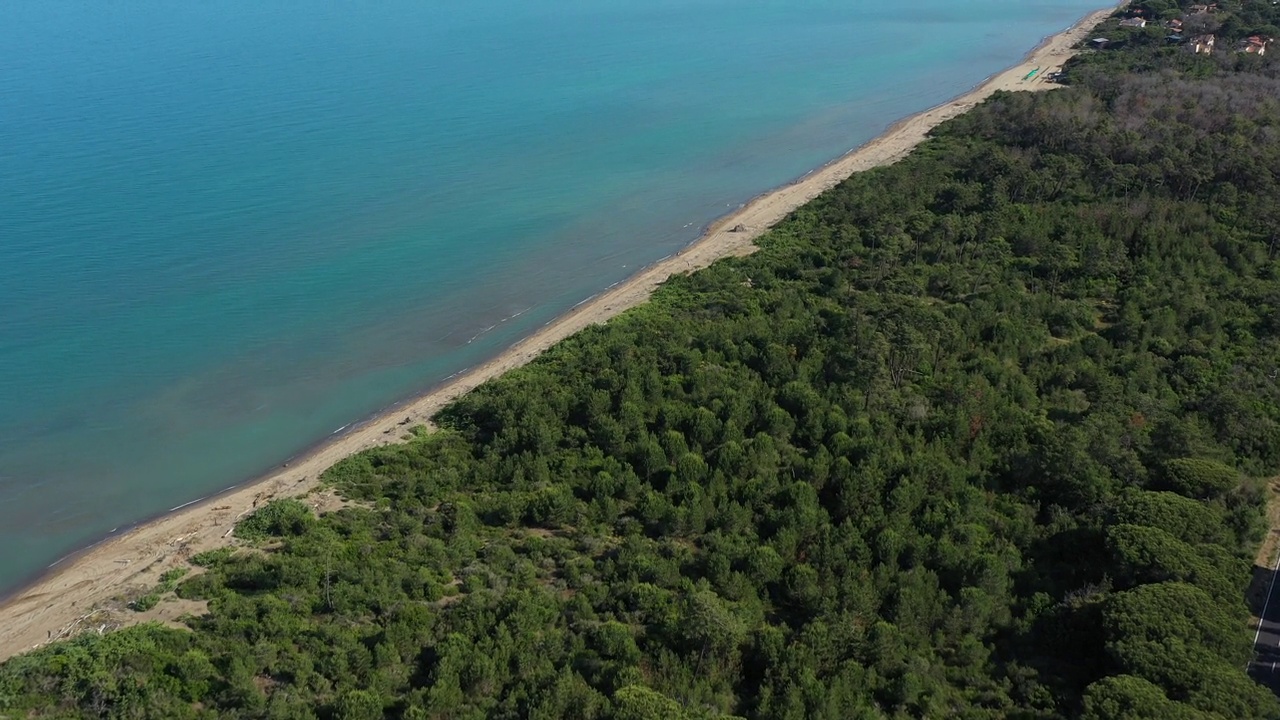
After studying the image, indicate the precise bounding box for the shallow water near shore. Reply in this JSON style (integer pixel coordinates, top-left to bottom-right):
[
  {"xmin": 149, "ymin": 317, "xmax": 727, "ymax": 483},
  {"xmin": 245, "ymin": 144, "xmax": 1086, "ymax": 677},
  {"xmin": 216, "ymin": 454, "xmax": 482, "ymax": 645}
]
[{"xmin": 0, "ymin": 0, "xmax": 1106, "ymax": 595}]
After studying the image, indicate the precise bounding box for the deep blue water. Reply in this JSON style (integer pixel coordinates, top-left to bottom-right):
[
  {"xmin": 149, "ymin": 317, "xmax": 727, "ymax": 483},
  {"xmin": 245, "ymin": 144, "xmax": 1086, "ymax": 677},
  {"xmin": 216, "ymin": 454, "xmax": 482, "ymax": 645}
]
[{"xmin": 0, "ymin": 0, "xmax": 1106, "ymax": 594}]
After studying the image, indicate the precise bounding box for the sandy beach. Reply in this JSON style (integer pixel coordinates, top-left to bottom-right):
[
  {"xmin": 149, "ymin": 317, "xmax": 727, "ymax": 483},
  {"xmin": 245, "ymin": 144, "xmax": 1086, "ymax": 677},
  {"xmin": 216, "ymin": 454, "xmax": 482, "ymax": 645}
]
[{"xmin": 0, "ymin": 5, "xmax": 1116, "ymax": 662}]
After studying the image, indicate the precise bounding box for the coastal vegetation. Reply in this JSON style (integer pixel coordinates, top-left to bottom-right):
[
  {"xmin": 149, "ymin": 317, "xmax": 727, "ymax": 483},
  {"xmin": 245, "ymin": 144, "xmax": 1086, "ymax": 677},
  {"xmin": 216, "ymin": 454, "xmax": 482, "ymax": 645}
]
[
  {"xmin": 128, "ymin": 569, "xmax": 189, "ymax": 613},
  {"xmin": 4, "ymin": 1, "xmax": 1280, "ymax": 718}
]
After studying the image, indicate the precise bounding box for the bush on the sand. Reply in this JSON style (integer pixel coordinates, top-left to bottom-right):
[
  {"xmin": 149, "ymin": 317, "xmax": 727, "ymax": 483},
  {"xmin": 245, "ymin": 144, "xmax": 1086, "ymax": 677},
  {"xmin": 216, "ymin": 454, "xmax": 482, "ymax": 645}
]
[
  {"xmin": 157, "ymin": 568, "xmax": 187, "ymax": 592},
  {"xmin": 128, "ymin": 568, "xmax": 189, "ymax": 612},
  {"xmin": 130, "ymin": 593, "xmax": 160, "ymax": 612},
  {"xmin": 189, "ymin": 546, "xmax": 236, "ymax": 568},
  {"xmin": 232, "ymin": 498, "xmax": 315, "ymax": 542}
]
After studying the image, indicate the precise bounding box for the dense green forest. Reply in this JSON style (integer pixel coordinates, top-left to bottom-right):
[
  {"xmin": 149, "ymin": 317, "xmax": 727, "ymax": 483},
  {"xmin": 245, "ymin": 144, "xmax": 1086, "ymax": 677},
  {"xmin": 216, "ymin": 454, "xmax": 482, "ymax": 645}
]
[{"xmin": 5, "ymin": 2, "xmax": 1280, "ymax": 718}]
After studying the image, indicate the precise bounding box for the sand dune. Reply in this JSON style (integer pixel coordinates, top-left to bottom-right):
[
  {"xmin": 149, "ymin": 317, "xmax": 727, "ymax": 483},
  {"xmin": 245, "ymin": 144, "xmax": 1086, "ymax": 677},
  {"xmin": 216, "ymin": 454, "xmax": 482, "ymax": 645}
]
[{"xmin": 0, "ymin": 5, "xmax": 1116, "ymax": 662}]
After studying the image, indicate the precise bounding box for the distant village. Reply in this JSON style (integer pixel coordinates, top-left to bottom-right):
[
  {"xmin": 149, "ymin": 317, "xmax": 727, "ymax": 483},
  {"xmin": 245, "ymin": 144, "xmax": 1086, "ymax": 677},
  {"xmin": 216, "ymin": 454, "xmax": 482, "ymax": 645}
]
[{"xmin": 1091, "ymin": 2, "xmax": 1273, "ymax": 56}]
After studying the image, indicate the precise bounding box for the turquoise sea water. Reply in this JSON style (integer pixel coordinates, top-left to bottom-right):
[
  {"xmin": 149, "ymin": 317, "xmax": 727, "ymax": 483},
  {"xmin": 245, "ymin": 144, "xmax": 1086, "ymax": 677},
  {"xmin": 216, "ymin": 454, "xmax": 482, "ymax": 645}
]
[{"xmin": 0, "ymin": 0, "xmax": 1106, "ymax": 595}]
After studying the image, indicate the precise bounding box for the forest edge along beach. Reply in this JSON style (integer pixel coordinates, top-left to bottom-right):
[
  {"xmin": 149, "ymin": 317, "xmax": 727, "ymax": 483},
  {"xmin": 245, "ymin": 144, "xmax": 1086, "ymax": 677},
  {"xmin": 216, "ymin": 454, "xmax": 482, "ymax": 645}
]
[
  {"xmin": 8, "ymin": 0, "xmax": 1280, "ymax": 715},
  {"xmin": 0, "ymin": 7, "xmax": 1116, "ymax": 664}
]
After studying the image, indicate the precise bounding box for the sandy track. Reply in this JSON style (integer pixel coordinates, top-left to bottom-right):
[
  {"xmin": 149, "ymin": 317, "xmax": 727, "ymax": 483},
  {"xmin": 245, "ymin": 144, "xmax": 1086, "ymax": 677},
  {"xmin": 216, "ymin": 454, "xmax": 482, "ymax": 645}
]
[{"xmin": 0, "ymin": 6, "xmax": 1115, "ymax": 662}]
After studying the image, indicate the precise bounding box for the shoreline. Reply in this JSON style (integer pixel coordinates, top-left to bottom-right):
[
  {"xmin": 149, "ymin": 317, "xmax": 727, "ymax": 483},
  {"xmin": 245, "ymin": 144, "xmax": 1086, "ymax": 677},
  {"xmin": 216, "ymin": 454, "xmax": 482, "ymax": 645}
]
[{"xmin": 0, "ymin": 4, "xmax": 1116, "ymax": 662}]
